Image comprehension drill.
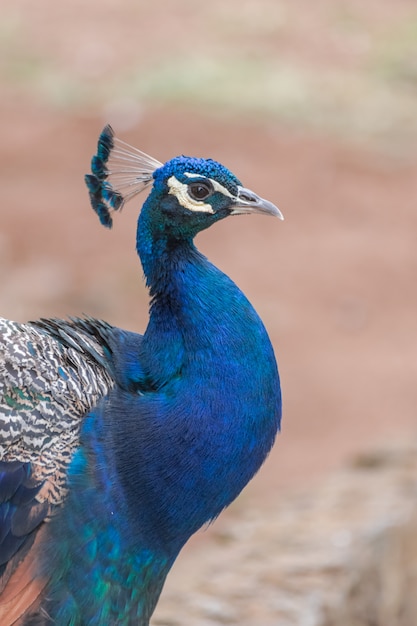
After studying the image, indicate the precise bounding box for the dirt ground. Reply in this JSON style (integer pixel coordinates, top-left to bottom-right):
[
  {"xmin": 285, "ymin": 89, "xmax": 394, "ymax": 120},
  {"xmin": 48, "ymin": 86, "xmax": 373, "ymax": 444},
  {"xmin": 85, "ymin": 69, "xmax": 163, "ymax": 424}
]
[{"xmin": 1, "ymin": 0, "xmax": 417, "ymax": 620}]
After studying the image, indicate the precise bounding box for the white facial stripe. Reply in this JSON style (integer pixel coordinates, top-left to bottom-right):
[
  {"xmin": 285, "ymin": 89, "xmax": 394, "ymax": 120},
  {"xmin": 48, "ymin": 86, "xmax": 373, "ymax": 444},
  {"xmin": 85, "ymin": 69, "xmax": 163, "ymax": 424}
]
[
  {"xmin": 167, "ymin": 176, "xmax": 214, "ymax": 213},
  {"xmin": 183, "ymin": 172, "xmax": 235, "ymax": 199}
]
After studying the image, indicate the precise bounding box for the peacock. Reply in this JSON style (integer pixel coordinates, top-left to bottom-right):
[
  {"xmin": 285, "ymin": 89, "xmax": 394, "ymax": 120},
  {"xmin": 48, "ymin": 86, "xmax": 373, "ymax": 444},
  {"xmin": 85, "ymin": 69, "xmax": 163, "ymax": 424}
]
[{"xmin": 0, "ymin": 125, "xmax": 283, "ymax": 625}]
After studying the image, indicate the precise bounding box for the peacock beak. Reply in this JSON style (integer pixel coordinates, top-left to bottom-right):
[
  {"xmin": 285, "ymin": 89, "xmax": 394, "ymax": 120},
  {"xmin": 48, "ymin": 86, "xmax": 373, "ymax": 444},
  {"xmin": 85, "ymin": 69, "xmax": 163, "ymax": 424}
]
[{"xmin": 230, "ymin": 186, "xmax": 284, "ymax": 219}]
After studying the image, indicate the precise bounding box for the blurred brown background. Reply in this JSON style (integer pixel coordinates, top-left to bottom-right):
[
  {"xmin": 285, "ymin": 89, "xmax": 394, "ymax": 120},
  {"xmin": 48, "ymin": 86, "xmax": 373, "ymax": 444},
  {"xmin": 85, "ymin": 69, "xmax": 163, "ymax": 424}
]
[{"xmin": 1, "ymin": 0, "xmax": 417, "ymax": 591}]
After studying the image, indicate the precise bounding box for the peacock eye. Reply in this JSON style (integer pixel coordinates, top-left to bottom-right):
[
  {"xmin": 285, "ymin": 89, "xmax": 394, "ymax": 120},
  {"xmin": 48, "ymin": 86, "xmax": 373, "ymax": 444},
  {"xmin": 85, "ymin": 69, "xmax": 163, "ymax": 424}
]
[{"xmin": 188, "ymin": 181, "xmax": 213, "ymax": 201}]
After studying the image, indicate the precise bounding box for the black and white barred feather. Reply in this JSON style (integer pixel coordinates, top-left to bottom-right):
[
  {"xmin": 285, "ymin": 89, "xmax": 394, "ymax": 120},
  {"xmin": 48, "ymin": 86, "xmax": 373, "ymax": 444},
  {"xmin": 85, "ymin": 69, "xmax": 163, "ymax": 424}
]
[{"xmin": 0, "ymin": 317, "xmax": 114, "ymax": 509}]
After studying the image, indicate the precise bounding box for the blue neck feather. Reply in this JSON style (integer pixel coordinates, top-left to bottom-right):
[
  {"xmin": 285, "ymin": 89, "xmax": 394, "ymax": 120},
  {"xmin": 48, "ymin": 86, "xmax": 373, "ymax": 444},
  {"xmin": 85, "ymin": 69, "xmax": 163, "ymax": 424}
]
[
  {"xmin": 43, "ymin": 185, "xmax": 281, "ymax": 624},
  {"xmin": 118, "ymin": 195, "xmax": 282, "ymax": 550}
]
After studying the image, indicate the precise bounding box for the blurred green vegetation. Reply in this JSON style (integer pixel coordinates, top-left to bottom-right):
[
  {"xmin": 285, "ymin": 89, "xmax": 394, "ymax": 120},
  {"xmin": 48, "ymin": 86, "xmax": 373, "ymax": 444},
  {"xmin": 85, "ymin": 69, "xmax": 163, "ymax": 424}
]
[{"xmin": 1, "ymin": 1, "xmax": 416, "ymax": 148}]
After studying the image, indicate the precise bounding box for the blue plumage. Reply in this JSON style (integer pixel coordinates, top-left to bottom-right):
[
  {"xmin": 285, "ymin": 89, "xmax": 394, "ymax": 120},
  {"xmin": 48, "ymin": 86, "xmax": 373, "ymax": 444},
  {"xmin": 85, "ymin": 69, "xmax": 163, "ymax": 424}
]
[{"xmin": 0, "ymin": 126, "xmax": 282, "ymax": 624}]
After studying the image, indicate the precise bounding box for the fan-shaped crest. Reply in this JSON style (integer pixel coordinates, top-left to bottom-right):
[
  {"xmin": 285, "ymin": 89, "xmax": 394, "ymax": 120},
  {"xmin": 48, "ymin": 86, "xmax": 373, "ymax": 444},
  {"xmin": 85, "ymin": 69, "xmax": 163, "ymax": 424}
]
[{"xmin": 85, "ymin": 125, "xmax": 163, "ymax": 227}]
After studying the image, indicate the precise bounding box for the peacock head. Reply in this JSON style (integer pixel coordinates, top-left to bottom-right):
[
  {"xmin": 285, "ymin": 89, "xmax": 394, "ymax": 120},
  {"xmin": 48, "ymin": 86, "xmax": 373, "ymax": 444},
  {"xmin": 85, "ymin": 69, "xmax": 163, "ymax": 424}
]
[{"xmin": 85, "ymin": 125, "xmax": 283, "ymax": 239}]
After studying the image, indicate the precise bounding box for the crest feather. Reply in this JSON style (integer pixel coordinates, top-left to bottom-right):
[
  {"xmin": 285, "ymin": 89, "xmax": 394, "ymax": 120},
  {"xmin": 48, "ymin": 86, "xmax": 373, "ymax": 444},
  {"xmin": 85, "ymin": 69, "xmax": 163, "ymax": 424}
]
[{"xmin": 85, "ymin": 125, "xmax": 163, "ymax": 228}]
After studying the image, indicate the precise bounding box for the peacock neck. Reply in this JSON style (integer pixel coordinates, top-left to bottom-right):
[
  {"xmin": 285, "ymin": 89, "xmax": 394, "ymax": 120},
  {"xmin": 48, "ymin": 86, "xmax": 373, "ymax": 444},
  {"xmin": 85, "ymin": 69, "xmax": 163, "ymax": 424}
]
[
  {"xmin": 42, "ymin": 202, "xmax": 280, "ymax": 624},
  {"xmin": 114, "ymin": 207, "xmax": 281, "ymax": 554},
  {"xmin": 138, "ymin": 229, "xmax": 194, "ymax": 297}
]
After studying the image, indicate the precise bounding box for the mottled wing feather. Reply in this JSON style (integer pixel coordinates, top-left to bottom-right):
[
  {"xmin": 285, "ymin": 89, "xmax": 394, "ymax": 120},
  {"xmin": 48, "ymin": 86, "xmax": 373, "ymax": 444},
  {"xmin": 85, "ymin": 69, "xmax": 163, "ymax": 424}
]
[
  {"xmin": 0, "ymin": 318, "xmax": 113, "ymax": 504},
  {"xmin": 0, "ymin": 317, "xmax": 114, "ymax": 600}
]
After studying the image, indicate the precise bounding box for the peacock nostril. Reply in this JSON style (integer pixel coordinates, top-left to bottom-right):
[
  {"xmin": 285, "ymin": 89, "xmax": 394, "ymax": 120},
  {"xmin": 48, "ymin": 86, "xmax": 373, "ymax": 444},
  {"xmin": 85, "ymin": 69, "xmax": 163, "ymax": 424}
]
[{"xmin": 239, "ymin": 191, "xmax": 256, "ymax": 203}]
